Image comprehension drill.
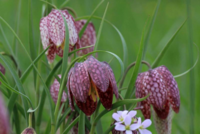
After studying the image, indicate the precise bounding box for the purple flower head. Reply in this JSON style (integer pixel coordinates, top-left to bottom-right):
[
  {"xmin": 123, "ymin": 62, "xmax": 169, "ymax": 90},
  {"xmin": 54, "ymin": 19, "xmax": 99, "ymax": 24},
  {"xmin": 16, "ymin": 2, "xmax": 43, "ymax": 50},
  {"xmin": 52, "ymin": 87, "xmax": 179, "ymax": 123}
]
[
  {"xmin": 50, "ymin": 75, "xmax": 67, "ymax": 104},
  {"xmin": 135, "ymin": 66, "xmax": 180, "ymax": 119},
  {"xmin": 75, "ymin": 20, "xmax": 96, "ymax": 56},
  {"xmin": 0, "ymin": 93, "xmax": 10, "ymax": 134},
  {"xmin": 21, "ymin": 127, "xmax": 36, "ymax": 134},
  {"xmin": 40, "ymin": 9, "xmax": 79, "ymax": 63},
  {"xmin": 67, "ymin": 56, "xmax": 119, "ymax": 116},
  {"xmin": 0, "ymin": 63, "xmax": 5, "ymax": 75}
]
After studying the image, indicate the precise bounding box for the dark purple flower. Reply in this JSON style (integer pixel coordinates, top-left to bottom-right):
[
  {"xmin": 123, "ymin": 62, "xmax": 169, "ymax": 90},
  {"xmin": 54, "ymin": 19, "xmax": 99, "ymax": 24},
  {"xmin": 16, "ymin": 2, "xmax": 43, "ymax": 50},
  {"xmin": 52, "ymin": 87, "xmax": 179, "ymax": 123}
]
[
  {"xmin": 135, "ymin": 66, "xmax": 180, "ymax": 119},
  {"xmin": 0, "ymin": 93, "xmax": 10, "ymax": 134},
  {"xmin": 75, "ymin": 20, "xmax": 96, "ymax": 56},
  {"xmin": 0, "ymin": 63, "xmax": 5, "ymax": 75},
  {"xmin": 67, "ymin": 56, "xmax": 119, "ymax": 116},
  {"xmin": 21, "ymin": 127, "xmax": 36, "ymax": 134},
  {"xmin": 40, "ymin": 9, "xmax": 79, "ymax": 63}
]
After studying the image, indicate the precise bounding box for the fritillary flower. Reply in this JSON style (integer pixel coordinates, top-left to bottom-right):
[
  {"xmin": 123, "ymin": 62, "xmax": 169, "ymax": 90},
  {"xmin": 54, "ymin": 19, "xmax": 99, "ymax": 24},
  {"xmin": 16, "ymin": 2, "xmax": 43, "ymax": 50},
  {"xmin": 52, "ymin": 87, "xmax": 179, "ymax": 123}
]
[
  {"xmin": 40, "ymin": 9, "xmax": 79, "ymax": 63},
  {"xmin": 50, "ymin": 75, "xmax": 67, "ymax": 104},
  {"xmin": 21, "ymin": 127, "xmax": 36, "ymax": 134},
  {"xmin": 67, "ymin": 56, "xmax": 119, "ymax": 116},
  {"xmin": 135, "ymin": 66, "xmax": 180, "ymax": 134},
  {"xmin": 75, "ymin": 20, "xmax": 96, "ymax": 56}
]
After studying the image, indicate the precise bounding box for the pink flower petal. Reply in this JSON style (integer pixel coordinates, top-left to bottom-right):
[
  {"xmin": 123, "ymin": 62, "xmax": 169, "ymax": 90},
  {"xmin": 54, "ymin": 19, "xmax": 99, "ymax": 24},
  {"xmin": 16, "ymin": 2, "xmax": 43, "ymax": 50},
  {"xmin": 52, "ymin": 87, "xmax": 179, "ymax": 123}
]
[
  {"xmin": 142, "ymin": 119, "xmax": 152, "ymax": 128},
  {"xmin": 112, "ymin": 113, "xmax": 120, "ymax": 122},
  {"xmin": 139, "ymin": 129, "xmax": 152, "ymax": 134},
  {"xmin": 127, "ymin": 110, "xmax": 137, "ymax": 118},
  {"xmin": 124, "ymin": 116, "xmax": 131, "ymax": 126},
  {"xmin": 130, "ymin": 124, "xmax": 140, "ymax": 131},
  {"xmin": 115, "ymin": 125, "xmax": 125, "ymax": 131},
  {"xmin": 126, "ymin": 130, "xmax": 132, "ymax": 134},
  {"xmin": 40, "ymin": 16, "xmax": 50, "ymax": 53}
]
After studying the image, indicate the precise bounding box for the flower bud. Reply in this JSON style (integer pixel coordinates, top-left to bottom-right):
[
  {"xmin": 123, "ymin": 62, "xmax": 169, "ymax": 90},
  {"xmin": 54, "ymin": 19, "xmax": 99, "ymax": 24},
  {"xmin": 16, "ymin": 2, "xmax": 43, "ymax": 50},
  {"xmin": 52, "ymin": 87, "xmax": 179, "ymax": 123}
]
[{"xmin": 21, "ymin": 127, "xmax": 36, "ymax": 134}]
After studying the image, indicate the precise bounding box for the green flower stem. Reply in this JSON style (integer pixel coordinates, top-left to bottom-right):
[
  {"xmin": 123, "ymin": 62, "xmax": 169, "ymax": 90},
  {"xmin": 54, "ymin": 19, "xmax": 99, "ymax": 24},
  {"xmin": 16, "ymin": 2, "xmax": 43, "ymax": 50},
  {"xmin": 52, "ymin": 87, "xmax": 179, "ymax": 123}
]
[
  {"xmin": 61, "ymin": 7, "xmax": 77, "ymax": 18},
  {"xmin": 90, "ymin": 101, "xmax": 101, "ymax": 134},
  {"xmin": 119, "ymin": 60, "xmax": 151, "ymax": 88},
  {"xmin": 52, "ymin": 58, "xmax": 80, "ymax": 134},
  {"xmin": 60, "ymin": 121, "xmax": 65, "ymax": 134},
  {"xmin": 29, "ymin": 112, "xmax": 32, "ymax": 128}
]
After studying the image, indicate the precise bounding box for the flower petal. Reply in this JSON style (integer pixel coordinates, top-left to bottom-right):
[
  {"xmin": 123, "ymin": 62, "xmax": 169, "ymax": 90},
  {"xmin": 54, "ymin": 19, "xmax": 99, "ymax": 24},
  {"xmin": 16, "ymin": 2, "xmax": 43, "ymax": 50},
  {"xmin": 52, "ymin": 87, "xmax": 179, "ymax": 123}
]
[
  {"xmin": 137, "ymin": 117, "xmax": 142, "ymax": 125},
  {"xmin": 47, "ymin": 9, "xmax": 65, "ymax": 47},
  {"xmin": 72, "ymin": 62, "xmax": 90, "ymax": 102},
  {"xmin": 142, "ymin": 119, "xmax": 152, "ymax": 128},
  {"xmin": 76, "ymin": 20, "xmax": 96, "ymax": 55},
  {"xmin": 139, "ymin": 129, "xmax": 152, "ymax": 134},
  {"xmin": 112, "ymin": 113, "xmax": 121, "ymax": 122},
  {"xmin": 46, "ymin": 44, "xmax": 57, "ymax": 63},
  {"xmin": 75, "ymin": 95, "xmax": 97, "ymax": 116},
  {"xmin": 115, "ymin": 125, "xmax": 125, "ymax": 131},
  {"xmin": 96, "ymin": 81, "xmax": 113, "ymax": 110},
  {"xmin": 103, "ymin": 62, "xmax": 119, "ymax": 99},
  {"xmin": 50, "ymin": 75, "xmax": 67, "ymax": 104},
  {"xmin": 130, "ymin": 124, "xmax": 140, "ymax": 131},
  {"xmin": 40, "ymin": 16, "xmax": 50, "ymax": 53},
  {"xmin": 124, "ymin": 116, "xmax": 131, "ymax": 126},
  {"xmin": 84, "ymin": 56, "xmax": 109, "ymax": 92},
  {"xmin": 127, "ymin": 110, "xmax": 137, "ymax": 118},
  {"xmin": 125, "ymin": 130, "xmax": 132, "ymax": 134},
  {"xmin": 62, "ymin": 10, "xmax": 78, "ymax": 46}
]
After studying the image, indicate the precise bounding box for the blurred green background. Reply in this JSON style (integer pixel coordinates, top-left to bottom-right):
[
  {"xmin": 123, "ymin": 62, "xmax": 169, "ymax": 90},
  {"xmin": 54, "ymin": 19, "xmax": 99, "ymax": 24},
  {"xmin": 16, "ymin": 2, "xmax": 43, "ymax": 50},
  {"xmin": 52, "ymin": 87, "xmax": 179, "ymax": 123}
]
[{"xmin": 0, "ymin": 0, "xmax": 199, "ymax": 133}]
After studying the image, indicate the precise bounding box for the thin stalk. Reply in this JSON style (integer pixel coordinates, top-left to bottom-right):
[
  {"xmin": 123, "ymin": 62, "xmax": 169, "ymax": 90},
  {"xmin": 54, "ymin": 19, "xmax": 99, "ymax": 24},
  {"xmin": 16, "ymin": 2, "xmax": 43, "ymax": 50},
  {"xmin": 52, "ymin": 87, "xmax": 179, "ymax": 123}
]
[
  {"xmin": 90, "ymin": 101, "xmax": 101, "ymax": 134},
  {"xmin": 119, "ymin": 61, "xmax": 151, "ymax": 88},
  {"xmin": 29, "ymin": 112, "xmax": 33, "ymax": 127},
  {"xmin": 60, "ymin": 122, "xmax": 65, "ymax": 134},
  {"xmin": 62, "ymin": 7, "xmax": 77, "ymax": 18}
]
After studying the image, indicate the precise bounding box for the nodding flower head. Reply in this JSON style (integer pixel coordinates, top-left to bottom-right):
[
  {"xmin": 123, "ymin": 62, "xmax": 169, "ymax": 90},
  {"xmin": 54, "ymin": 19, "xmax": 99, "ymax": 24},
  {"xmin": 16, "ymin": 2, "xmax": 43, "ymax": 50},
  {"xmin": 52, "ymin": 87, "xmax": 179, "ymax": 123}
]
[
  {"xmin": 75, "ymin": 20, "xmax": 96, "ymax": 56},
  {"xmin": 50, "ymin": 75, "xmax": 67, "ymax": 104},
  {"xmin": 67, "ymin": 56, "xmax": 119, "ymax": 116},
  {"xmin": 21, "ymin": 127, "xmax": 36, "ymax": 134},
  {"xmin": 0, "ymin": 93, "xmax": 10, "ymax": 134},
  {"xmin": 135, "ymin": 66, "xmax": 180, "ymax": 119},
  {"xmin": 40, "ymin": 9, "xmax": 79, "ymax": 63}
]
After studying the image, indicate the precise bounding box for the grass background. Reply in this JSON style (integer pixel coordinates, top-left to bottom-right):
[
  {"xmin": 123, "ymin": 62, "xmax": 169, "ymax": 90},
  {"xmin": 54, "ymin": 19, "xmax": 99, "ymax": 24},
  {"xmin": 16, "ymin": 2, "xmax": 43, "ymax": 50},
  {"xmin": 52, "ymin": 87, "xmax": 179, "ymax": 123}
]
[{"xmin": 0, "ymin": 0, "xmax": 199, "ymax": 133}]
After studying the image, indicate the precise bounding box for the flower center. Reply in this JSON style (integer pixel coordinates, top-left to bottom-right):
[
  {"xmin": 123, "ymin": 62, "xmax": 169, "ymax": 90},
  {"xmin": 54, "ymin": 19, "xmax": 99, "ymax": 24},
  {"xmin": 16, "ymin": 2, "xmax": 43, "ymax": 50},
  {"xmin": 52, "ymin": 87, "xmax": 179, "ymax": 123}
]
[
  {"xmin": 131, "ymin": 118, "xmax": 137, "ymax": 124},
  {"xmin": 88, "ymin": 80, "xmax": 99, "ymax": 102},
  {"xmin": 139, "ymin": 125, "xmax": 144, "ymax": 129},
  {"xmin": 125, "ymin": 125, "xmax": 130, "ymax": 130},
  {"xmin": 119, "ymin": 116, "xmax": 124, "ymax": 122}
]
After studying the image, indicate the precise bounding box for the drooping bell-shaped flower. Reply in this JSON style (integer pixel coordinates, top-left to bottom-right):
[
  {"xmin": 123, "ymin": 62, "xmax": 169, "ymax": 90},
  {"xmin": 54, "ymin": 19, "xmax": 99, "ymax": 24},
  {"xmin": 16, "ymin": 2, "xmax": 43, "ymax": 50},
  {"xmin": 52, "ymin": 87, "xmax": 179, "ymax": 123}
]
[
  {"xmin": 40, "ymin": 9, "xmax": 79, "ymax": 63},
  {"xmin": 50, "ymin": 75, "xmax": 67, "ymax": 104},
  {"xmin": 21, "ymin": 127, "xmax": 36, "ymax": 134},
  {"xmin": 75, "ymin": 20, "xmax": 96, "ymax": 56},
  {"xmin": 67, "ymin": 56, "xmax": 119, "ymax": 116},
  {"xmin": 135, "ymin": 66, "xmax": 180, "ymax": 134},
  {"xmin": 0, "ymin": 93, "xmax": 10, "ymax": 134}
]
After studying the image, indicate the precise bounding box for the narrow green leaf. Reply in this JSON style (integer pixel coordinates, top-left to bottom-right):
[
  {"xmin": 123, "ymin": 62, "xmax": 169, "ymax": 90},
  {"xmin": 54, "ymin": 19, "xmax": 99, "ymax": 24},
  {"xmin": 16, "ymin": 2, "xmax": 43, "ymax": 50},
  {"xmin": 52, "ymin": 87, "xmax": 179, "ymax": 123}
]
[
  {"xmin": 174, "ymin": 43, "xmax": 199, "ymax": 78},
  {"xmin": 36, "ymin": 60, "xmax": 62, "ymax": 127},
  {"xmin": 94, "ymin": 2, "xmax": 109, "ymax": 51},
  {"xmin": 0, "ymin": 54, "xmax": 29, "ymax": 124},
  {"xmin": 40, "ymin": 0, "xmax": 57, "ymax": 9},
  {"xmin": 0, "ymin": 77, "xmax": 32, "ymax": 105},
  {"xmin": 124, "ymin": 21, "xmax": 147, "ymax": 99},
  {"xmin": 56, "ymin": 103, "xmax": 65, "ymax": 127},
  {"xmin": 13, "ymin": 105, "xmax": 21, "ymax": 134},
  {"xmin": 29, "ymin": 0, "xmax": 37, "ymax": 88},
  {"xmin": 53, "ymin": 11, "xmax": 70, "ymax": 131},
  {"xmin": 94, "ymin": 96, "xmax": 149, "ymax": 123},
  {"xmin": 78, "ymin": 111, "xmax": 85, "ymax": 134},
  {"xmin": 76, "ymin": 16, "xmax": 128, "ymax": 69},
  {"xmin": 96, "ymin": 120, "xmax": 103, "ymax": 134},
  {"xmin": 44, "ymin": 119, "xmax": 51, "ymax": 134},
  {"xmin": 56, "ymin": 108, "xmax": 71, "ymax": 129},
  {"xmin": 79, "ymin": 0, "xmax": 104, "ymax": 39},
  {"xmin": 68, "ymin": 45, "xmax": 94, "ymax": 56},
  {"xmin": 62, "ymin": 116, "xmax": 80, "ymax": 134},
  {"xmin": 143, "ymin": 0, "xmax": 161, "ymax": 59},
  {"xmin": 152, "ymin": 19, "xmax": 186, "ymax": 68},
  {"xmin": 59, "ymin": 0, "xmax": 70, "ymax": 9}
]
